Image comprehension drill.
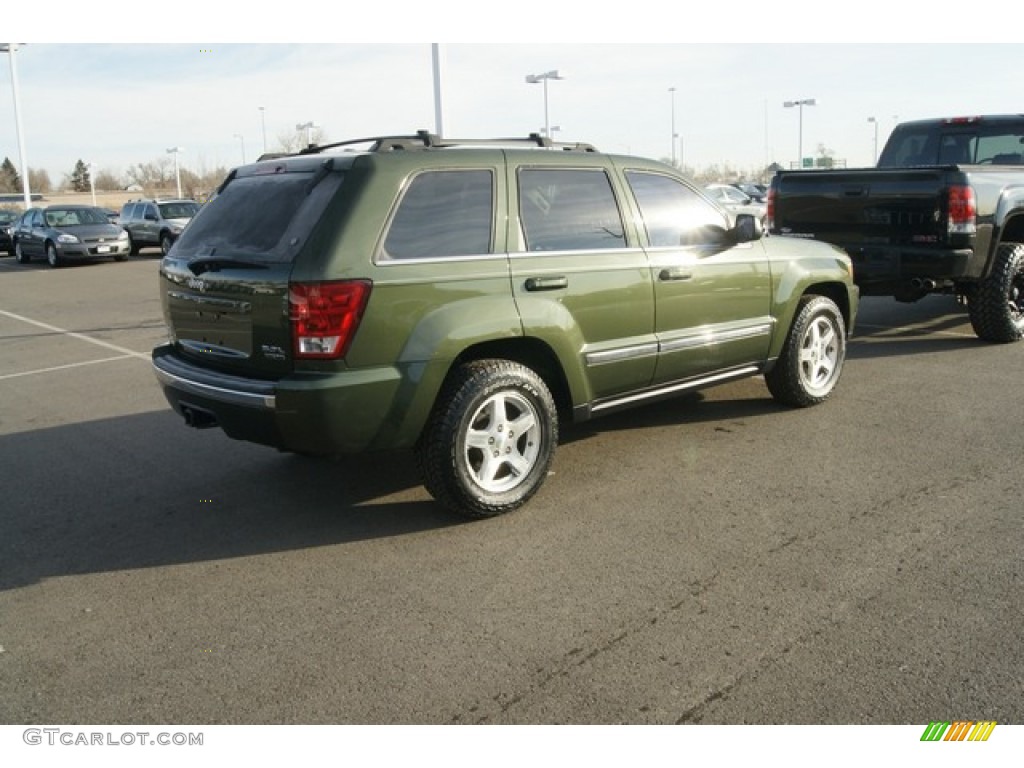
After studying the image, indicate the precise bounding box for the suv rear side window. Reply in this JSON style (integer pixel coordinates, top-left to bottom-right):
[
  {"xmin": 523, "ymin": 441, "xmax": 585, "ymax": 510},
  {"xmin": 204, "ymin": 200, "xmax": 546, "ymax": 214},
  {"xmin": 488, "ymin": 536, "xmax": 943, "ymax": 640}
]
[
  {"xmin": 171, "ymin": 170, "xmax": 344, "ymax": 263},
  {"xmin": 381, "ymin": 170, "xmax": 494, "ymax": 260},
  {"xmin": 625, "ymin": 171, "xmax": 727, "ymax": 247},
  {"xmin": 519, "ymin": 168, "xmax": 625, "ymax": 251}
]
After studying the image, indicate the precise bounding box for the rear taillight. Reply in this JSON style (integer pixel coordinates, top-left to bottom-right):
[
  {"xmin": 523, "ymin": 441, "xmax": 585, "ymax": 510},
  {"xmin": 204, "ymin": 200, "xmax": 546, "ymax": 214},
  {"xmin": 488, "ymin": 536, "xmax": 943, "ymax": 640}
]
[
  {"xmin": 289, "ymin": 280, "xmax": 372, "ymax": 360},
  {"xmin": 765, "ymin": 186, "xmax": 776, "ymax": 230},
  {"xmin": 947, "ymin": 185, "xmax": 977, "ymax": 235}
]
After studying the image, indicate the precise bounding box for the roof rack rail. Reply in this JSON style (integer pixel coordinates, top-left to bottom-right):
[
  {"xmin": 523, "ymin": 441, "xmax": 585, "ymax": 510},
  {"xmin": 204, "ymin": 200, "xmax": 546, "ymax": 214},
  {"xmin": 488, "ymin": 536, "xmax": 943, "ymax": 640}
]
[{"xmin": 292, "ymin": 129, "xmax": 597, "ymax": 156}]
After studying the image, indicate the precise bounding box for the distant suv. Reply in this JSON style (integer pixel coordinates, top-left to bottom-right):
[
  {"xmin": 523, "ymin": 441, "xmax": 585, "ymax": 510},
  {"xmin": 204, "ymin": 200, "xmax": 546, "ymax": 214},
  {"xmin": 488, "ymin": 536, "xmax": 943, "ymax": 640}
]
[
  {"xmin": 152, "ymin": 131, "xmax": 858, "ymax": 518},
  {"xmin": 119, "ymin": 198, "xmax": 200, "ymax": 255}
]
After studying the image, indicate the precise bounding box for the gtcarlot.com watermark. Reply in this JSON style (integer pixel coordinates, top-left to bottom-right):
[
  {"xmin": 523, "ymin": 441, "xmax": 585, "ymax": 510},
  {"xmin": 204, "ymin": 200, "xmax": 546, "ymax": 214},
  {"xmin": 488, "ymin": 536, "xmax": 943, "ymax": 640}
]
[{"xmin": 23, "ymin": 728, "xmax": 203, "ymax": 747}]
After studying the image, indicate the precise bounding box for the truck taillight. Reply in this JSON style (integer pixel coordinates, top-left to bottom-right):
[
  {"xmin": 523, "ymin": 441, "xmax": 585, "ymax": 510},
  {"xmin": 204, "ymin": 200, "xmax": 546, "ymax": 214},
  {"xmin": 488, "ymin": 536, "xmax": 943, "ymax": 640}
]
[
  {"xmin": 289, "ymin": 280, "xmax": 372, "ymax": 360},
  {"xmin": 765, "ymin": 186, "xmax": 776, "ymax": 230},
  {"xmin": 947, "ymin": 185, "xmax": 977, "ymax": 235}
]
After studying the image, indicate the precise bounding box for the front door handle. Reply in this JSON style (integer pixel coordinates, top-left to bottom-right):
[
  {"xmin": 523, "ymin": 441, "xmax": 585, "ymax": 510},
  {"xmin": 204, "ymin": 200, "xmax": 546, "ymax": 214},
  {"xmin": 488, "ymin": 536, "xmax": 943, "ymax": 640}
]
[
  {"xmin": 524, "ymin": 276, "xmax": 568, "ymax": 291},
  {"xmin": 659, "ymin": 267, "xmax": 693, "ymax": 282}
]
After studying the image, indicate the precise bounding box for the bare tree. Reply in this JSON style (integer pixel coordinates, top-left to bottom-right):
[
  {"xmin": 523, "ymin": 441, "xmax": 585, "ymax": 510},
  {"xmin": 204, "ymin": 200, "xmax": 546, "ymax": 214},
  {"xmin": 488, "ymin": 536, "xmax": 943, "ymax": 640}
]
[
  {"xmin": 274, "ymin": 126, "xmax": 329, "ymax": 154},
  {"xmin": 28, "ymin": 168, "xmax": 52, "ymax": 193}
]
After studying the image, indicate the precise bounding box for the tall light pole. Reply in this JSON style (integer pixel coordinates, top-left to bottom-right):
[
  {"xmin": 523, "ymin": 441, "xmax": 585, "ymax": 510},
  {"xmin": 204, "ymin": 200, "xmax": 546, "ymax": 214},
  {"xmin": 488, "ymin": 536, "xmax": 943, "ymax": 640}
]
[
  {"xmin": 867, "ymin": 116, "xmax": 878, "ymax": 164},
  {"xmin": 258, "ymin": 106, "xmax": 267, "ymax": 155},
  {"xmin": 783, "ymin": 98, "xmax": 816, "ymax": 168},
  {"xmin": 431, "ymin": 44, "xmax": 444, "ymax": 137},
  {"xmin": 166, "ymin": 146, "xmax": 183, "ymax": 198},
  {"xmin": 86, "ymin": 161, "xmax": 96, "ymax": 206},
  {"xmin": 296, "ymin": 121, "xmax": 319, "ymax": 148},
  {"xmin": 233, "ymin": 133, "xmax": 246, "ymax": 164},
  {"xmin": 525, "ymin": 70, "xmax": 564, "ymax": 139},
  {"xmin": 669, "ymin": 87, "xmax": 678, "ymax": 167},
  {"xmin": 2, "ymin": 43, "xmax": 31, "ymax": 209}
]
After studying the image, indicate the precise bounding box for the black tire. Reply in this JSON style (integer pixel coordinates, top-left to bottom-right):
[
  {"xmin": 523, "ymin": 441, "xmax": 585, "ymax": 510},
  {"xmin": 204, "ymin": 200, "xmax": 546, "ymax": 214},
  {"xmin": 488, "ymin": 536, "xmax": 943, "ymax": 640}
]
[
  {"xmin": 765, "ymin": 295, "xmax": 846, "ymax": 408},
  {"xmin": 417, "ymin": 359, "xmax": 558, "ymax": 519},
  {"xmin": 967, "ymin": 243, "xmax": 1024, "ymax": 343},
  {"xmin": 45, "ymin": 241, "xmax": 62, "ymax": 269},
  {"xmin": 14, "ymin": 240, "xmax": 29, "ymax": 264},
  {"xmin": 160, "ymin": 231, "xmax": 173, "ymax": 256},
  {"xmin": 113, "ymin": 252, "xmax": 127, "ymax": 262},
  {"xmin": 127, "ymin": 233, "xmax": 139, "ymax": 257}
]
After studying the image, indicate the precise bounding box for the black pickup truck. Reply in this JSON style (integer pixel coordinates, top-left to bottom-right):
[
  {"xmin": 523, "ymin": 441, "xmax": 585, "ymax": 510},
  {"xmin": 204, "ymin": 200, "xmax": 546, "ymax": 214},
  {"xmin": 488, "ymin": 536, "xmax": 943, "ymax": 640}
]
[{"xmin": 768, "ymin": 114, "xmax": 1024, "ymax": 342}]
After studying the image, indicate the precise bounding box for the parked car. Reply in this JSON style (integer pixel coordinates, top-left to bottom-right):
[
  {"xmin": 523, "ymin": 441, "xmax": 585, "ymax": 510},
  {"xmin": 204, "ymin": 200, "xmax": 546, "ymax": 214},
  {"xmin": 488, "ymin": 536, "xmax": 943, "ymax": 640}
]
[
  {"xmin": 704, "ymin": 183, "xmax": 768, "ymax": 221},
  {"xmin": 0, "ymin": 208, "xmax": 17, "ymax": 255},
  {"xmin": 12, "ymin": 205, "xmax": 131, "ymax": 267},
  {"xmin": 119, "ymin": 198, "xmax": 200, "ymax": 255},
  {"xmin": 152, "ymin": 131, "xmax": 858, "ymax": 519},
  {"xmin": 733, "ymin": 182, "xmax": 767, "ymax": 202}
]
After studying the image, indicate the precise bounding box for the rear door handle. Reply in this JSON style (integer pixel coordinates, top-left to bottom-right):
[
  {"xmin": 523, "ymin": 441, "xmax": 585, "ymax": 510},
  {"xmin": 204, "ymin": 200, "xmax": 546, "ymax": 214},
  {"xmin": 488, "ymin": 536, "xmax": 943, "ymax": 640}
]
[
  {"xmin": 524, "ymin": 276, "xmax": 568, "ymax": 291},
  {"xmin": 659, "ymin": 267, "xmax": 693, "ymax": 282}
]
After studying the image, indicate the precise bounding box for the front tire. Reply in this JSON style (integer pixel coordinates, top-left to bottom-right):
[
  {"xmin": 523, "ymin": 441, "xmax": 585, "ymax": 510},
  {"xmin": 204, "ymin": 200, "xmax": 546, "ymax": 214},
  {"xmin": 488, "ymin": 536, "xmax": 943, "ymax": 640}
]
[
  {"xmin": 967, "ymin": 243, "xmax": 1024, "ymax": 343},
  {"xmin": 766, "ymin": 295, "xmax": 846, "ymax": 407},
  {"xmin": 418, "ymin": 360, "xmax": 558, "ymax": 519},
  {"xmin": 14, "ymin": 240, "xmax": 29, "ymax": 264},
  {"xmin": 46, "ymin": 242, "xmax": 62, "ymax": 268}
]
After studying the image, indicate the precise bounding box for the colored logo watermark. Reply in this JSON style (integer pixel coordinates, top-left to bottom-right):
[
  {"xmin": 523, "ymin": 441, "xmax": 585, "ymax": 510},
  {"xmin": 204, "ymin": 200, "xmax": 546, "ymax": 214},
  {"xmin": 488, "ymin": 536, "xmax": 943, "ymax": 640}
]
[{"xmin": 920, "ymin": 721, "xmax": 997, "ymax": 742}]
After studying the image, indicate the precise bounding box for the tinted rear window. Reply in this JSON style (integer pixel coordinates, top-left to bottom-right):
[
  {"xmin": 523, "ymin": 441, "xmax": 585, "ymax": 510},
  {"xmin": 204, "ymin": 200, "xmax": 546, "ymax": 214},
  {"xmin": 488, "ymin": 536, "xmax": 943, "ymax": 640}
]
[
  {"xmin": 171, "ymin": 170, "xmax": 344, "ymax": 263},
  {"xmin": 879, "ymin": 121, "xmax": 1024, "ymax": 167}
]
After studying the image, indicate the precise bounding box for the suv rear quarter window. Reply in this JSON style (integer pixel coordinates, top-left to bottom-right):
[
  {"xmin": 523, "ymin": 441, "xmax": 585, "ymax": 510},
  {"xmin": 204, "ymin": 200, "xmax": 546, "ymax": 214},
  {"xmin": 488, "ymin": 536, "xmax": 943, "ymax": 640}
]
[{"xmin": 380, "ymin": 169, "xmax": 494, "ymax": 260}]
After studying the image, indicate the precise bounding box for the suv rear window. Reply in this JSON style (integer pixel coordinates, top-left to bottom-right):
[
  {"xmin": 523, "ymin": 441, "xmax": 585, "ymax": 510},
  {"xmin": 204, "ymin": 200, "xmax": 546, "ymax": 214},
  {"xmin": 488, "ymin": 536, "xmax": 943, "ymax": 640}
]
[{"xmin": 171, "ymin": 170, "xmax": 344, "ymax": 263}]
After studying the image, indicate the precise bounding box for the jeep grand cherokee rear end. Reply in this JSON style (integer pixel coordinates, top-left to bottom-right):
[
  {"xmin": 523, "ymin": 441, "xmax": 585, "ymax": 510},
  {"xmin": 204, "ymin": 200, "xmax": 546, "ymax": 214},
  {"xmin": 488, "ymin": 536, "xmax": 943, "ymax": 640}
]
[{"xmin": 152, "ymin": 153, "xmax": 398, "ymax": 454}]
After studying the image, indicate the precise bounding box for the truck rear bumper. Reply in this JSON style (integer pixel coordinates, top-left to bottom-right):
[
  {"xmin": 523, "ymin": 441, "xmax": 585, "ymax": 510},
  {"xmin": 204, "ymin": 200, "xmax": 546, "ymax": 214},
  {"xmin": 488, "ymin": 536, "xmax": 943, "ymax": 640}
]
[{"xmin": 847, "ymin": 246, "xmax": 979, "ymax": 294}]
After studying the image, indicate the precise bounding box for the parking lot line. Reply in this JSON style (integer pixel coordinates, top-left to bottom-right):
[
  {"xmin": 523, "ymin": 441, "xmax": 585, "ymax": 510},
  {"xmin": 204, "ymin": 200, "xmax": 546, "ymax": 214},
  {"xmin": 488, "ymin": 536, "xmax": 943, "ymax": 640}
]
[
  {"xmin": 0, "ymin": 354, "xmax": 137, "ymax": 381},
  {"xmin": 0, "ymin": 309, "xmax": 151, "ymax": 361}
]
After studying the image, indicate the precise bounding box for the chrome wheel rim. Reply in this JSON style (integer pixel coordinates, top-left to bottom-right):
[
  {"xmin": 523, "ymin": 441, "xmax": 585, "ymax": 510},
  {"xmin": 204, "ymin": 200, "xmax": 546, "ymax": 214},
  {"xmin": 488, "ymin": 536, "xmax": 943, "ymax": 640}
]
[
  {"xmin": 46, "ymin": 245, "xmax": 57, "ymax": 266},
  {"xmin": 462, "ymin": 391, "xmax": 541, "ymax": 494},
  {"xmin": 798, "ymin": 315, "xmax": 841, "ymax": 395}
]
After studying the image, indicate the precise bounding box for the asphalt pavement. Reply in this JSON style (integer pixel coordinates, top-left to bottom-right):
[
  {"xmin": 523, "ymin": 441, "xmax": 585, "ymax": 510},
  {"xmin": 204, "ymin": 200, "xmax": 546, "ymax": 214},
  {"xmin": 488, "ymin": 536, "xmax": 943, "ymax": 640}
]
[{"xmin": 0, "ymin": 254, "xmax": 1021, "ymax": 727}]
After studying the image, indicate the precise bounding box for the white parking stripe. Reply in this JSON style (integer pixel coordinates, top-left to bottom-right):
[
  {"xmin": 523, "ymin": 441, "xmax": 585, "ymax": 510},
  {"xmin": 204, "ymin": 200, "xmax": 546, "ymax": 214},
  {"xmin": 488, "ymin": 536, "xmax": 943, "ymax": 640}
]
[
  {"xmin": 855, "ymin": 322, "xmax": 975, "ymax": 339},
  {"xmin": 0, "ymin": 354, "xmax": 136, "ymax": 381},
  {"xmin": 0, "ymin": 309, "xmax": 150, "ymax": 360}
]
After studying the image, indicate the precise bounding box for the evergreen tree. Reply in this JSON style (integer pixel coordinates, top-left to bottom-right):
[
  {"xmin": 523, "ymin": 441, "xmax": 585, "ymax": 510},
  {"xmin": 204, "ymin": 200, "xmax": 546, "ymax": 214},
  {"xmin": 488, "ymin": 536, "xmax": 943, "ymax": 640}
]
[
  {"xmin": 0, "ymin": 157, "xmax": 20, "ymax": 193},
  {"xmin": 70, "ymin": 159, "xmax": 91, "ymax": 193}
]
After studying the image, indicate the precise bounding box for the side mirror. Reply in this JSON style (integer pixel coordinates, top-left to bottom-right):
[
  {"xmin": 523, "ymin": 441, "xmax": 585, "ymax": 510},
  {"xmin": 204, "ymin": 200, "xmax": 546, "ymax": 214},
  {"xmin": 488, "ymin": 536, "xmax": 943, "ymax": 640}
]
[{"xmin": 732, "ymin": 214, "xmax": 764, "ymax": 243}]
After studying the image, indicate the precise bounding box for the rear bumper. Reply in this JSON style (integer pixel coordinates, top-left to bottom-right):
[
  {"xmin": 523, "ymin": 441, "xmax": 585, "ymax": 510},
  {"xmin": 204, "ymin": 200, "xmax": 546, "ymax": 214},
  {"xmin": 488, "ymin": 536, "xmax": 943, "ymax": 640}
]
[
  {"xmin": 847, "ymin": 245, "xmax": 980, "ymax": 293},
  {"xmin": 151, "ymin": 344, "xmax": 409, "ymax": 454}
]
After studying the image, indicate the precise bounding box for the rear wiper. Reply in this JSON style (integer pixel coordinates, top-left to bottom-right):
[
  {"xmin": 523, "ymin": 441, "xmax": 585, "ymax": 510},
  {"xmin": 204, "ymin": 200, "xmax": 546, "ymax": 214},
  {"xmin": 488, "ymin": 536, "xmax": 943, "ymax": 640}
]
[{"xmin": 188, "ymin": 257, "xmax": 269, "ymax": 276}]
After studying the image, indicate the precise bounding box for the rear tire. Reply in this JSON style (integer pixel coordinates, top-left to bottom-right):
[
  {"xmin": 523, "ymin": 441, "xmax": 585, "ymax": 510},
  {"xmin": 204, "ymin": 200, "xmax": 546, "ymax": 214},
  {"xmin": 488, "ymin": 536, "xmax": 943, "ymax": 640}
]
[
  {"xmin": 967, "ymin": 243, "xmax": 1024, "ymax": 343},
  {"xmin": 766, "ymin": 295, "xmax": 846, "ymax": 407},
  {"xmin": 418, "ymin": 360, "xmax": 558, "ymax": 519},
  {"xmin": 160, "ymin": 231, "xmax": 174, "ymax": 256}
]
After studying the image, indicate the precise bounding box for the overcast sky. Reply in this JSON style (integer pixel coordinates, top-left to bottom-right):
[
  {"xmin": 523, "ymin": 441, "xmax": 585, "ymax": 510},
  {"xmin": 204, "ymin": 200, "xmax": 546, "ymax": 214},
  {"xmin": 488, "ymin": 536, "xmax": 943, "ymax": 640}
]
[{"xmin": 2, "ymin": 5, "xmax": 1021, "ymax": 185}]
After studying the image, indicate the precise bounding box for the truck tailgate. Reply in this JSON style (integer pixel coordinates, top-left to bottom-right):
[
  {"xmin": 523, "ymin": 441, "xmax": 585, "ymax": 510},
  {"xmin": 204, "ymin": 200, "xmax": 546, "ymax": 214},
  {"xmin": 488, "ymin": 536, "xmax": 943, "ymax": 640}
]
[{"xmin": 773, "ymin": 168, "xmax": 952, "ymax": 247}]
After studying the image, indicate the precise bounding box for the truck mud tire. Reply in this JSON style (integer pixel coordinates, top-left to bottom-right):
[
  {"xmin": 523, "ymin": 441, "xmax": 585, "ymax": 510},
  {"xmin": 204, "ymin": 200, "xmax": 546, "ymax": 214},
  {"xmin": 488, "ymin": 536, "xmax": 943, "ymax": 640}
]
[
  {"xmin": 418, "ymin": 359, "xmax": 558, "ymax": 519},
  {"xmin": 765, "ymin": 295, "xmax": 846, "ymax": 408},
  {"xmin": 967, "ymin": 243, "xmax": 1024, "ymax": 343}
]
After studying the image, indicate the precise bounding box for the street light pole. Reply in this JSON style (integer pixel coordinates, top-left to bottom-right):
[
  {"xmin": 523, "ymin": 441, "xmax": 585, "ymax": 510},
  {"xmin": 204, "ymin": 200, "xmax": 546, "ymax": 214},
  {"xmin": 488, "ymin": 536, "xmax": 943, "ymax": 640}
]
[
  {"xmin": 669, "ymin": 87, "xmax": 678, "ymax": 167},
  {"xmin": 525, "ymin": 70, "xmax": 564, "ymax": 139},
  {"xmin": 431, "ymin": 44, "xmax": 444, "ymax": 137},
  {"xmin": 867, "ymin": 116, "xmax": 878, "ymax": 164},
  {"xmin": 2, "ymin": 43, "xmax": 31, "ymax": 209},
  {"xmin": 258, "ymin": 106, "xmax": 267, "ymax": 155},
  {"xmin": 166, "ymin": 147, "xmax": 183, "ymax": 198},
  {"xmin": 783, "ymin": 98, "xmax": 816, "ymax": 168},
  {"xmin": 86, "ymin": 161, "xmax": 96, "ymax": 206},
  {"xmin": 233, "ymin": 133, "xmax": 246, "ymax": 164}
]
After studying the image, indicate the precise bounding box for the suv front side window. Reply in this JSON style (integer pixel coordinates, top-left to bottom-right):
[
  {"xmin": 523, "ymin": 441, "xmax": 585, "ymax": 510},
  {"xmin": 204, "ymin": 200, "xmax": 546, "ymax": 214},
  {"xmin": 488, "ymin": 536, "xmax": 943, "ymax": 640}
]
[
  {"xmin": 518, "ymin": 168, "xmax": 625, "ymax": 252},
  {"xmin": 381, "ymin": 170, "xmax": 494, "ymax": 260},
  {"xmin": 625, "ymin": 171, "xmax": 728, "ymax": 247}
]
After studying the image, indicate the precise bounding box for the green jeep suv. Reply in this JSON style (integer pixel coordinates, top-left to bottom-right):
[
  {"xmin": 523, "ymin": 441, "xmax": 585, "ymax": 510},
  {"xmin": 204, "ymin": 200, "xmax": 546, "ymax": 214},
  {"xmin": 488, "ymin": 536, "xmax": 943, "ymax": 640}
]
[{"xmin": 152, "ymin": 132, "xmax": 858, "ymax": 518}]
